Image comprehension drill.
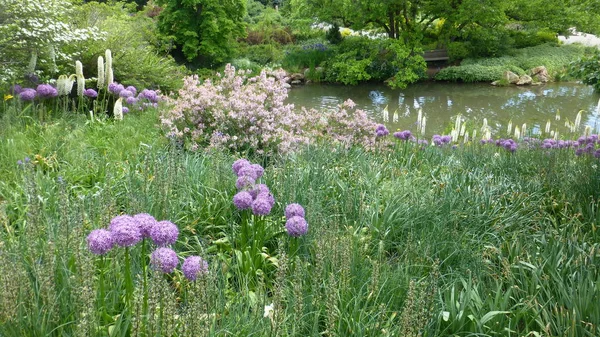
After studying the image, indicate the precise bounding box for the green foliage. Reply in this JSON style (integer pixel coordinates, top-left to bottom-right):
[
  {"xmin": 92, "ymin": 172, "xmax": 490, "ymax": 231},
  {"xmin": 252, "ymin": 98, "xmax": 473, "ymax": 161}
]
[
  {"xmin": 437, "ymin": 44, "xmax": 588, "ymax": 82},
  {"xmin": 156, "ymin": 0, "xmax": 246, "ymax": 67},
  {"xmin": 510, "ymin": 28, "xmax": 559, "ymax": 49},
  {"xmin": 569, "ymin": 52, "xmax": 600, "ymax": 92},
  {"xmin": 239, "ymin": 44, "xmax": 284, "ymax": 65},
  {"xmin": 282, "ymin": 40, "xmax": 333, "ymax": 70},
  {"xmin": 326, "ymin": 23, "xmax": 343, "ymax": 44},
  {"xmin": 72, "ymin": 1, "xmax": 186, "ymax": 92},
  {"xmin": 436, "ymin": 65, "xmax": 525, "ymax": 82},
  {"xmin": 323, "ymin": 37, "xmax": 426, "ymax": 88}
]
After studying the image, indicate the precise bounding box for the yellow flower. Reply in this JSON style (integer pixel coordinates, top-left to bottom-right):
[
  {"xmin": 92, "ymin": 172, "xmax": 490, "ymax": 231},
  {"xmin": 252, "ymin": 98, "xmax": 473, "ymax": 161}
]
[{"xmin": 3, "ymin": 94, "xmax": 13, "ymax": 101}]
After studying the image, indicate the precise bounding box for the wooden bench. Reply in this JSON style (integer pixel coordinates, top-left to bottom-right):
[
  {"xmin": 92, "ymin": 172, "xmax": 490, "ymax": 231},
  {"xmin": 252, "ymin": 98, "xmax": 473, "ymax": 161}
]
[{"xmin": 423, "ymin": 49, "xmax": 449, "ymax": 62}]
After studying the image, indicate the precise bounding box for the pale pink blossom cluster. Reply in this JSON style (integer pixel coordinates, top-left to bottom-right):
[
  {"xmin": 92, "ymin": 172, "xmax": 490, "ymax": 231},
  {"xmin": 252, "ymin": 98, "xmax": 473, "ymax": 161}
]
[
  {"xmin": 161, "ymin": 64, "xmax": 381, "ymax": 154},
  {"xmin": 161, "ymin": 64, "xmax": 313, "ymax": 155}
]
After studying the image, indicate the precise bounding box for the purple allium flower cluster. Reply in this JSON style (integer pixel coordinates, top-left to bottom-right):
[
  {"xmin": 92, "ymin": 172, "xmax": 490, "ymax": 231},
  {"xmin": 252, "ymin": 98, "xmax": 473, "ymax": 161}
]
[
  {"xmin": 84, "ymin": 88, "xmax": 98, "ymax": 98},
  {"xmin": 108, "ymin": 82, "xmax": 159, "ymax": 114},
  {"xmin": 109, "ymin": 215, "xmax": 143, "ymax": 247},
  {"xmin": 148, "ymin": 220, "xmax": 179, "ymax": 246},
  {"xmin": 19, "ymin": 88, "xmax": 37, "ymax": 101},
  {"xmin": 36, "ymin": 84, "xmax": 58, "ymax": 98},
  {"xmin": 133, "ymin": 213, "xmax": 158, "ymax": 238},
  {"xmin": 432, "ymin": 135, "xmax": 452, "ymax": 146},
  {"xmin": 495, "ymin": 139, "xmax": 518, "ymax": 152},
  {"xmin": 375, "ymin": 124, "xmax": 389, "ymax": 137},
  {"xmin": 285, "ymin": 203, "xmax": 305, "ymax": 219},
  {"xmin": 232, "ymin": 159, "xmax": 275, "ymax": 215},
  {"xmin": 393, "ymin": 130, "xmax": 413, "ymax": 140},
  {"xmin": 151, "ymin": 247, "xmax": 179, "ymax": 273},
  {"xmin": 285, "ymin": 216, "xmax": 308, "ymax": 237},
  {"xmin": 284, "ymin": 203, "xmax": 308, "ymax": 237},
  {"xmin": 9, "ymin": 84, "xmax": 23, "ymax": 95},
  {"xmin": 182, "ymin": 256, "xmax": 209, "ymax": 281},
  {"xmin": 87, "ymin": 229, "xmax": 115, "ymax": 255}
]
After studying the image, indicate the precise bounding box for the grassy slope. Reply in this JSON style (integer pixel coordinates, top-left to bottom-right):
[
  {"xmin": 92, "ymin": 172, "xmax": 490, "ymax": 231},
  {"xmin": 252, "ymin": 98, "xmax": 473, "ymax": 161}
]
[{"xmin": 0, "ymin": 107, "xmax": 599, "ymax": 336}]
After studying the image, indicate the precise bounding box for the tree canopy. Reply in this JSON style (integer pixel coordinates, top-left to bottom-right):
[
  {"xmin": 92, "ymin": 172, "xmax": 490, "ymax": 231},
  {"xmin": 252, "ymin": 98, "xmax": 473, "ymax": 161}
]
[{"xmin": 156, "ymin": 0, "xmax": 246, "ymax": 67}]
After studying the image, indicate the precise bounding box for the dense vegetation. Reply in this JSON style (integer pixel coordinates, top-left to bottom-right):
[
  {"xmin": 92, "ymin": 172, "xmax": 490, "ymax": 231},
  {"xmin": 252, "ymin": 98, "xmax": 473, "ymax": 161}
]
[{"xmin": 1, "ymin": 1, "xmax": 600, "ymax": 336}]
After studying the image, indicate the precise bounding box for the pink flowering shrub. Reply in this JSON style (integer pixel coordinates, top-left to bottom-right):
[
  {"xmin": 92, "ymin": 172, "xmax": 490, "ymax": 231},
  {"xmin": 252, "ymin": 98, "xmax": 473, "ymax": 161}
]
[
  {"xmin": 161, "ymin": 64, "xmax": 313, "ymax": 154},
  {"xmin": 311, "ymin": 99, "xmax": 379, "ymax": 150},
  {"xmin": 161, "ymin": 64, "xmax": 381, "ymax": 154}
]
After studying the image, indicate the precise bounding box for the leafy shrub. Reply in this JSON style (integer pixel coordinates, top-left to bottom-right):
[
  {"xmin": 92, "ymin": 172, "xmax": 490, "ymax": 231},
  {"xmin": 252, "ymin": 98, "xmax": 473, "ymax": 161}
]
[
  {"xmin": 326, "ymin": 23, "xmax": 343, "ymax": 44},
  {"xmin": 435, "ymin": 65, "xmax": 525, "ymax": 82},
  {"xmin": 569, "ymin": 51, "xmax": 600, "ymax": 91},
  {"xmin": 510, "ymin": 29, "xmax": 558, "ymax": 49},
  {"xmin": 72, "ymin": 2, "xmax": 186, "ymax": 92},
  {"xmin": 282, "ymin": 40, "xmax": 333, "ymax": 70},
  {"xmin": 241, "ymin": 44, "xmax": 284, "ymax": 65},
  {"xmin": 439, "ymin": 44, "xmax": 588, "ymax": 82},
  {"xmin": 323, "ymin": 37, "xmax": 426, "ymax": 88},
  {"xmin": 446, "ymin": 41, "xmax": 470, "ymax": 62}
]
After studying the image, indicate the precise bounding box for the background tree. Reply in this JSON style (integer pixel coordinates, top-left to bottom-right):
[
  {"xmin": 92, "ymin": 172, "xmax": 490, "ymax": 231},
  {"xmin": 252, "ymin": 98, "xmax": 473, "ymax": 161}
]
[{"xmin": 156, "ymin": 0, "xmax": 246, "ymax": 67}]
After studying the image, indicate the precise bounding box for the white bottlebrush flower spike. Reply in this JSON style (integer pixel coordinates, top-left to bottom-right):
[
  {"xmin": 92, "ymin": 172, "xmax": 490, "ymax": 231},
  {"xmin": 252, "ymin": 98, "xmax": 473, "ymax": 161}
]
[
  {"xmin": 382, "ymin": 105, "xmax": 389, "ymax": 122},
  {"xmin": 392, "ymin": 109, "xmax": 398, "ymax": 123},
  {"xmin": 574, "ymin": 110, "xmax": 582, "ymax": 130},
  {"xmin": 545, "ymin": 120, "xmax": 551, "ymax": 134},
  {"xmin": 584, "ymin": 125, "xmax": 591, "ymax": 138},
  {"xmin": 105, "ymin": 49, "xmax": 113, "ymax": 86},
  {"xmin": 76, "ymin": 74, "xmax": 85, "ymax": 97},
  {"xmin": 521, "ymin": 123, "xmax": 526, "ymax": 137},
  {"xmin": 420, "ymin": 116, "xmax": 427, "ymax": 136},
  {"xmin": 555, "ymin": 110, "xmax": 561, "ymax": 121},
  {"xmin": 75, "ymin": 60, "xmax": 83, "ymax": 77},
  {"xmin": 514, "ymin": 126, "xmax": 521, "ymax": 139},
  {"xmin": 417, "ymin": 108, "xmax": 423, "ymax": 127},
  {"xmin": 507, "ymin": 119, "xmax": 512, "ymax": 135},
  {"xmin": 97, "ymin": 56, "xmax": 105, "ymax": 89},
  {"xmin": 114, "ymin": 97, "xmax": 124, "ymax": 120}
]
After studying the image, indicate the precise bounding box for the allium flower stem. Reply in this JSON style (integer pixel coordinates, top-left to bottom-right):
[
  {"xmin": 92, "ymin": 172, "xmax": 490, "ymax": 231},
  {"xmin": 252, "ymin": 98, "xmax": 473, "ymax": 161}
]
[{"xmin": 124, "ymin": 247, "xmax": 134, "ymax": 314}]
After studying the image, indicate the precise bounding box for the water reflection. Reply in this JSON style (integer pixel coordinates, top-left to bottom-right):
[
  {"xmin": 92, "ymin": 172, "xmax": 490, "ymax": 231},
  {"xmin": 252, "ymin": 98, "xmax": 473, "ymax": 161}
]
[{"xmin": 286, "ymin": 82, "xmax": 600, "ymax": 136}]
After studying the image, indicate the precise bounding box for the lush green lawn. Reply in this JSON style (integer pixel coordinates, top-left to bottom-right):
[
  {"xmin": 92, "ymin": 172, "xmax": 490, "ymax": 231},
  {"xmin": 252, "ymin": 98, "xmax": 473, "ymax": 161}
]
[{"xmin": 0, "ymin": 106, "xmax": 599, "ymax": 336}]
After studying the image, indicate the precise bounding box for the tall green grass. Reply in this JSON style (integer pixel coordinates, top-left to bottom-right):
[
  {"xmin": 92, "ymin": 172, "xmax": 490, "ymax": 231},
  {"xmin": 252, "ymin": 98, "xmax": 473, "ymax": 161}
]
[{"xmin": 0, "ymin": 108, "xmax": 599, "ymax": 336}]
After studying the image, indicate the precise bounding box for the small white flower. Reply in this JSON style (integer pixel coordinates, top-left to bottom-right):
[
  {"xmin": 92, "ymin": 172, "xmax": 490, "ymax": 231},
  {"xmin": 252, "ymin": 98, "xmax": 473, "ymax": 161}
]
[{"xmin": 263, "ymin": 303, "xmax": 274, "ymax": 318}]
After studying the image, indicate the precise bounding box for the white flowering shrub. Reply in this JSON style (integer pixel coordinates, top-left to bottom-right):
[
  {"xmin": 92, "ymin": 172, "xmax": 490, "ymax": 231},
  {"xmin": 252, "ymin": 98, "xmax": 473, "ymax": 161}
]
[{"xmin": 0, "ymin": 0, "xmax": 105, "ymax": 83}]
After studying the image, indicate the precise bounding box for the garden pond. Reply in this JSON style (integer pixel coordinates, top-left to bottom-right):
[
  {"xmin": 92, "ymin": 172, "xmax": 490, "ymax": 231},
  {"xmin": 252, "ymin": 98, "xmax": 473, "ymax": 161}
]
[{"xmin": 287, "ymin": 82, "xmax": 600, "ymax": 137}]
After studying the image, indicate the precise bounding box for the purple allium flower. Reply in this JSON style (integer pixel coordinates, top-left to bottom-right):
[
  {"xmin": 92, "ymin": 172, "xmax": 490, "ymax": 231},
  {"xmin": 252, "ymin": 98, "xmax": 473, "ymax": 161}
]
[
  {"xmin": 285, "ymin": 203, "xmax": 305, "ymax": 219},
  {"xmin": 375, "ymin": 124, "xmax": 389, "ymax": 137},
  {"xmin": 139, "ymin": 89, "xmax": 158, "ymax": 103},
  {"xmin": 119, "ymin": 89, "xmax": 133, "ymax": 98},
  {"xmin": 237, "ymin": 165, "xmax": 259, "ymax": 179},
  {"xmin": 285, "ymin": 216, "xmax": 308, "ymax": 237},
  {"xmin": 9, "ymin": 84, "xmax": 22, "ymax": 95},
  {"xmin": 133, "ymin": 213, "xmax": 157, "ymax": 238},
  {"xmin": 148, "ymin": 220, "xmax": 179, "ymax": 246},
  {"xmin": 126, "ymin": 97, "xmax": 138, "ymax": 105},
  {"xmin": 36, "ymin": 84, "xmax": 58, "ymax": 98},
  {"xmin": 83, "ymin": 88, "xmax": 98, "ymax": 98},
  {"xmin": 19, "ymin": 88, "xmax": 36, "ymax": 101},
  {"xmin": 236, "ymin": 175, "xmax": 255, "ymax": 190},
  {"xmin": 251, "ymin": 164, "xmax": 264, "ymax": 178},
  {"xmin": 432, "ymin": 135, "xmax": 443, "ymax": 146},
  {"xmin": 232, "ymin": 159, "xmax": 251, "ymax": 175},
  {"xmin": 394, "ymin": 130, "xmax": 412, "ymax": 140},
  {"xmin": 17, "ymin": 160, "xmax": 23, "ymax": 166},
  {"xmin": 109, "ymin": 215, "xmax": 142, "ymax": 247},
  {"xmin": 182, "ymin": 256, "xmax": 209, "ymax": 281},
  {"xmin": 87, "ymin": 229, "xmax": 115, "ymax": 255},
  {"xmin": 125, "ymin": 86, "xmax": 137, "ymax": 96},
  {"xmin": 594, "ymin": 149, "xmax": 600, "ymax": 158},
  {"xmin": 441, "ymin": 135, "xmax": 452, "ymax": 144},
  {"xmin": 233, "ymin": 191, "xmax": 253, "ymax": 210},
  {"xmin": 109, "ymin": 83, "xmax": 124, "ymax": 95},
  {"xmin": 249, "ymin": 184, "xmax": 270, "ymax": 199},
  {"xmin": 251, "ymin": 195, "xmax": 273, "ymax": 216},
  {"xmin": 150, "ymin": 247, "xmax": 178, "ymax": 273},
  {"xmin": 122, "ymin": 107, "xmax": 129, "ymax": 114},
  {"xmin": 575, "ymin": 148, "xmax": 584, "ymax": 156}
]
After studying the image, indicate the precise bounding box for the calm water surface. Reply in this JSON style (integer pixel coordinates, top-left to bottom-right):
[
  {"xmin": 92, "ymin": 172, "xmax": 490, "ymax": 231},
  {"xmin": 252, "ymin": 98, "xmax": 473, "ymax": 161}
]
[{"xmin": 286, "ymin": 82, "xmax": 600, "ymax": 137}]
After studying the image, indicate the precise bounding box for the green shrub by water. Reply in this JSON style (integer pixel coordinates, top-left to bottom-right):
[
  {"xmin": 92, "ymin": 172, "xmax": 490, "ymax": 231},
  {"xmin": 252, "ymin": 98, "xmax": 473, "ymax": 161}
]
[
  {"xmin": 0, "ymin": 103, "xmax": 599, "ymax": 336},
  {"xmin": 436, "ymin": 44, "xmax": 590, "ymax": 83}
]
